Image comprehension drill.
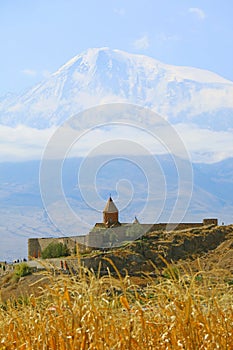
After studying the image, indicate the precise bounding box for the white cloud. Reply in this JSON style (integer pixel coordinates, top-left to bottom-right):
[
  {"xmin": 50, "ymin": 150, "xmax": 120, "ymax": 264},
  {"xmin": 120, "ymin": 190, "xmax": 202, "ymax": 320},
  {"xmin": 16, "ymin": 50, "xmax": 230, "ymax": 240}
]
[
  {"xmin": 133, "ymin": 35, "xmax": 150, "ymax": 50},
  {"xmin": 189, "ymin": 7, "xmax": 206, "ymax": 20},
  {"xmin": 0, "ymin": 125, "xmax": 56, "ymax": 161},
  {"xmin": 21, "ymin": 69, "xmax": 37, "ymax": 77},
  {"xmin": 174, "ymin": 123, "xmax": 233, "ymax": 163},
  {"xmin": 63, "ymin": 124, "xmax": 233, "ymax": 163},
  {"xmin": 0, "ymin": 123, "xmax": 232, "ymax": 163}
]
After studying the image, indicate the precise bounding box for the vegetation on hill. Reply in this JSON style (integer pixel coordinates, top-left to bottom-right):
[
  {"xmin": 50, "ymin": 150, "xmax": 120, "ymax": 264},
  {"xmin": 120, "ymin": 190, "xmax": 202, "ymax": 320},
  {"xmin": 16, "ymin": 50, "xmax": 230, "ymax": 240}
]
[
  {"xmin": 13, "ymin": 262, "xmax": 32, "ymax": 278},
  {"xmin": 41, "ymin": 242, "xmax": 70, "ymax": 259}
]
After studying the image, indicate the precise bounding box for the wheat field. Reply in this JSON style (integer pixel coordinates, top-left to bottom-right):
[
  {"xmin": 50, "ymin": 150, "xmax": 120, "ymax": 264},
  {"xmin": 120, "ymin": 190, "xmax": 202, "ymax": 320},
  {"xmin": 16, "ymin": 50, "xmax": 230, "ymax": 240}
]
[{"xmin": 0, "ymin": 262, "xmax": 233, "ymax": 349}]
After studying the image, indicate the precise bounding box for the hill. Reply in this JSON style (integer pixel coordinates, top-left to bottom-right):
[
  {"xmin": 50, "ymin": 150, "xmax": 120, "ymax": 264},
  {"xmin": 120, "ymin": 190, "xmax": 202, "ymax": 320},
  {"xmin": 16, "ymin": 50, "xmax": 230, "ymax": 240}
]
[
  {"xmin": 1, "ymin": 224, "xmax": 233, "ymax": 302},
  {"xmin": 79, "ymin": 224, "xmax": 233, "ymax": 276}
]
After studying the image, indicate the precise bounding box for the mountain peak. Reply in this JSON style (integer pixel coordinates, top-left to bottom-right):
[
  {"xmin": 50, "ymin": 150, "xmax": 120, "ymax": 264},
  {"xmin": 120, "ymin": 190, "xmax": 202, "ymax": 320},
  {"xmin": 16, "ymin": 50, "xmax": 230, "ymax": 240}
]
[
  {"xmin": 0, "ymin": 47, "xmax": 233, "ymax": 130},
  {"xmin": 56, "ymin": 47, "xmax": 233, "ymax": 85},
  {"xmin": 56, "ymin": 47, "xmax": 109, "ymax": 73}
]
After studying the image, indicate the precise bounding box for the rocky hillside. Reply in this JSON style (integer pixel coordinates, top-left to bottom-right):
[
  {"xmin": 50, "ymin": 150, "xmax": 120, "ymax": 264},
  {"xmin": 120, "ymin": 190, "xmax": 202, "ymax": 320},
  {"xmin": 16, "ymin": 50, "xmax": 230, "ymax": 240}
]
[
  {"xmin": 1, "ymin": 224, "xmax": 233, "ymax": 301},
  {"xmin": 80, "ymin": 224, "xmax": 233, "ymax": 275}
]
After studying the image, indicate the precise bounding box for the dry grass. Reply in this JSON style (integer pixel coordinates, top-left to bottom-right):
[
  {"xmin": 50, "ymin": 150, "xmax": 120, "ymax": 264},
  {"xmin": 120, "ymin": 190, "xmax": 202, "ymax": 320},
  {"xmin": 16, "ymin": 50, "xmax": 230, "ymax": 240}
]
[{"xmin": 0, "ymin": 263, "xmax": 233, "ymax": 349}]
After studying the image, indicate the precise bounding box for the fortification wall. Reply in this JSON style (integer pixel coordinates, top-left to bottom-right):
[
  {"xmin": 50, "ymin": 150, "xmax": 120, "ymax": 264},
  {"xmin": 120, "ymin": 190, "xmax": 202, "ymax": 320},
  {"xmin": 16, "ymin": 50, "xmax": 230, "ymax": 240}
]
[
  {"xmin": 28, "ymin": 235, "xmax": 87, "ymax": 259},
  {"xmin": 87, "ymin": 231, "xmax": 104, "ymax": 248},
  {"xmin": 203, "ymin": 218, "xmax": 218, "ymax": 226},
  {"xmin": 28, "ymin": 238, "xmax": 41, "ymax": 259},
  {"xmin": 148, "ymin": 219, "xmax": 218, "ymax": 233},
  {"xmin": 149, "ymin": 223, "xmax": 203, "ymax": 232},
  {"xmin": 28, "ymin": 218, "xmax": 218, "ymax": 259}
]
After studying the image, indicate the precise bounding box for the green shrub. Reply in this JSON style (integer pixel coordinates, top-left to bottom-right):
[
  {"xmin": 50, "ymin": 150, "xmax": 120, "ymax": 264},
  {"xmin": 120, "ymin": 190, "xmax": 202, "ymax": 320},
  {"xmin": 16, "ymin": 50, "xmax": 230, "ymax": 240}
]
[
  {"xmin": 41, "ymin": 242, "xmax": 70, "ymax": 259},
  {"xmin": 14, "ymin": 263, "xmax": 31, "ymax": 278}
]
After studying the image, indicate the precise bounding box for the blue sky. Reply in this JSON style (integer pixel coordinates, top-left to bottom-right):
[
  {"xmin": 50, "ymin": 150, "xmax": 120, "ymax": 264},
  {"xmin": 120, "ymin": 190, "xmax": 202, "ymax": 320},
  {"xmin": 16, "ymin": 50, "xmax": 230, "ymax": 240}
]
[{"xmin": 0, "ymin": 0, "xmax": 233, "ymax": 96}]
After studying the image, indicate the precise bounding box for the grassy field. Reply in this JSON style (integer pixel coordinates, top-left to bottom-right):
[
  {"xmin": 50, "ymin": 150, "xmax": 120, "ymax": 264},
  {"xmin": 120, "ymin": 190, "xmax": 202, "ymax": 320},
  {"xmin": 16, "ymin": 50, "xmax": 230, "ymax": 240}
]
[{"xmin": 0, "ymin": 261, "xmax": 233, "ymax": 349}]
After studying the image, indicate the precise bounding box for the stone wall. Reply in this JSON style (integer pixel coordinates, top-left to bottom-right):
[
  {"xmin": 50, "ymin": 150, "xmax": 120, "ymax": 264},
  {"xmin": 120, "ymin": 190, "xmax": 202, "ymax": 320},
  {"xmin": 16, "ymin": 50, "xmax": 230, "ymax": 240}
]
[
  {"xmin": 148, "ymin": 219, "xmax": 218, "ymax": 233},
  {"xmin": 149, "ymin": 223, "xmax": 204, "ymax": 232},
  {"xmin": 28, "ymin": 235, "xmax": 87, "ymax": 259},
  {"xmin": 28, "ymin": 218, "xmax": 218, "ymax": 259},
  {"xmin": 203, "ymin": 218, "xmax": 218, "ymax": 226}
]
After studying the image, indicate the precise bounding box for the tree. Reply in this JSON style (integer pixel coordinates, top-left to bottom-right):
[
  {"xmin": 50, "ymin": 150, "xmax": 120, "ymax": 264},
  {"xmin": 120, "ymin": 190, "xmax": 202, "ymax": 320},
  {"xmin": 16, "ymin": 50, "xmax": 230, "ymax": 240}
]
[{"xmin": 41, "ymin": 242, "xmax": 70, "ymax": 259}]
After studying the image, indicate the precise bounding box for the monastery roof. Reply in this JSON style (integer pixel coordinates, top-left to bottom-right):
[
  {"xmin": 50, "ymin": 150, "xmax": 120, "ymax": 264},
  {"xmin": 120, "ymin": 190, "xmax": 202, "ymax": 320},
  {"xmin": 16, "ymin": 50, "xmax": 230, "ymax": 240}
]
[{"xmin": 103, "ymin": 196, "xmax": 118, "ymax": 213}]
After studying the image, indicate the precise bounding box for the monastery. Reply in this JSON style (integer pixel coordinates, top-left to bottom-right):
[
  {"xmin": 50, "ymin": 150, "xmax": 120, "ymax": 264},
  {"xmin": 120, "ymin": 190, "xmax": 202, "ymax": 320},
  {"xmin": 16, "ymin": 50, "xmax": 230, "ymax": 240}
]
[{"xmin": 28, "ymin": 196, "xmax": 218, "ymax": 259}]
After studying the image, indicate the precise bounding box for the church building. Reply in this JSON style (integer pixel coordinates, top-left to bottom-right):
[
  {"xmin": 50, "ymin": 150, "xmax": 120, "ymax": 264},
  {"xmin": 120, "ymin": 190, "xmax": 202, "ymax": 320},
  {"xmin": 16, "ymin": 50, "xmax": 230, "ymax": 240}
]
[{"xmin": 28, "ymin": 195, "xmax": 218, "ymax": 259}]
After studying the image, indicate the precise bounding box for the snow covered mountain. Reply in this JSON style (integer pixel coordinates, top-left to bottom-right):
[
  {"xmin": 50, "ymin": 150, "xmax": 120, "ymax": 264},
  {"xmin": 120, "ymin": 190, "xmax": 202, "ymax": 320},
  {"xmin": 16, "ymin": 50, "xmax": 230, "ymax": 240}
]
[{"xmin": 0, "ymin": 47, "xmax": 233, "ymax": 131}]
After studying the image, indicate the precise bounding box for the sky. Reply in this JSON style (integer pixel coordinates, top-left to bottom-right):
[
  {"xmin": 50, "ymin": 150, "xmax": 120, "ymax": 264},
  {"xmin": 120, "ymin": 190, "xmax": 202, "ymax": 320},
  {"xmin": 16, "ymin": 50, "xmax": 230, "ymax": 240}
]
[{"xmin": 0, "ymin": 0, "xmax": 233, "ymax": 96}]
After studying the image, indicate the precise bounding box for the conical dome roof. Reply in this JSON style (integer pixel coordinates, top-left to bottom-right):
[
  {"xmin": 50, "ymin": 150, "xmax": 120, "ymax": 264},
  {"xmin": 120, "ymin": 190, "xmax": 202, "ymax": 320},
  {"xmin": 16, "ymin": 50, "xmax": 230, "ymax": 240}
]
[
  {"xmin": 133, "ymin": 216, "xmax": 140, "ymax": 224},
  {"xmin": 103, "ymin": 196, "xmax": 118, "ymax": 213}
]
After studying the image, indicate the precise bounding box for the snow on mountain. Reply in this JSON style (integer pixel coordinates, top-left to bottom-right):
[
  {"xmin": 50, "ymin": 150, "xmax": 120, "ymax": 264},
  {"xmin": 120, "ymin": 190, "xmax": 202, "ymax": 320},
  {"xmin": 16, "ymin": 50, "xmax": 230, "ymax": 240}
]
[{"xmin": 0, "ymin": 47, "xmax": 233, "ymax": 130}]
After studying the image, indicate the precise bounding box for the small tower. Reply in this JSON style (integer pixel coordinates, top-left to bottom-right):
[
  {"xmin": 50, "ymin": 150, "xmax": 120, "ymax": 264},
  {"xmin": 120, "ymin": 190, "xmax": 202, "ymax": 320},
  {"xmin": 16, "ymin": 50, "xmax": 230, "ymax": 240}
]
[
  {"xmin": 133, "ymin": 216, "xmax": 140, "ymax": 224},
  {"xmin": 103, "ymin": 196, "xmax": 119, "ymax": 227}
]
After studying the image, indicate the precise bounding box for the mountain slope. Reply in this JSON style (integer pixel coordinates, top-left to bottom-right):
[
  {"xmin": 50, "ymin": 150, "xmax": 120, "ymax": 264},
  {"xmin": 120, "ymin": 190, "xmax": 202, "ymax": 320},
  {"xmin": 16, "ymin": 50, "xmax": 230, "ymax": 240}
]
[{"xmin": 0, "ymin": 48, "xmax": 233, "ymax": 130}]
